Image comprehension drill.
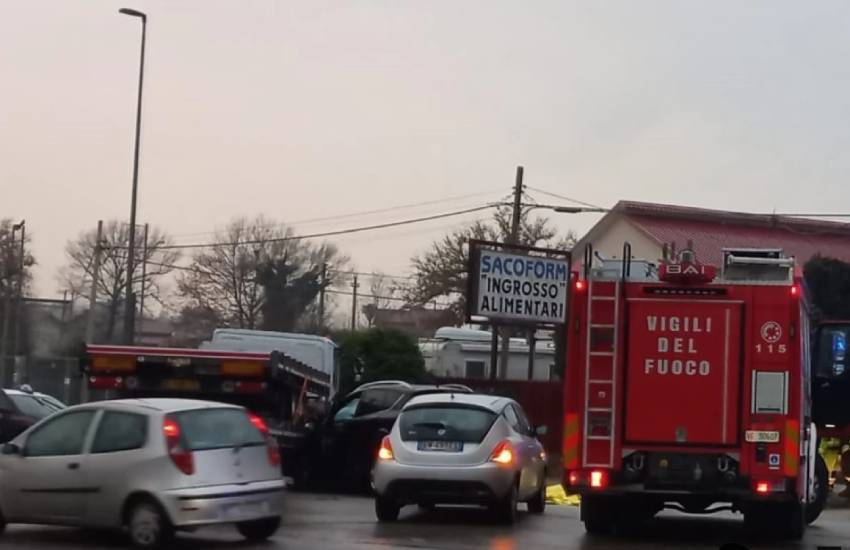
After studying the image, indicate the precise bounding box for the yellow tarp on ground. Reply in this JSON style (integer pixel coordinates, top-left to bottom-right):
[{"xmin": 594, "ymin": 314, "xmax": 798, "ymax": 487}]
[{"xmin": 546, "ymin": 484, "xmax": 580, "ymax": 506}]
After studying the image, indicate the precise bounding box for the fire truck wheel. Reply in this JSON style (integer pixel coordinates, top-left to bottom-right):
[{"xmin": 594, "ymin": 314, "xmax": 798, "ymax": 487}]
[
  {"xmin": 581, "ymin": 495, "xmax": 613, "ymax": 535},
  {"xmin": 805, "ymin": 453, "xmax": 829, "ymax": 524},
  {"xmin": 745, "ymin": 502, "xmax": 805, "ymax": 540},
  {"xmin": 785, "ymin": 502, "xmax": 806, "ymax": 540}
]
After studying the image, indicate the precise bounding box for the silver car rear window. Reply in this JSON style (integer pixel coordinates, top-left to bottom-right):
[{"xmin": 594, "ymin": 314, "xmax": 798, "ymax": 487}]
[
  {"xmin": 9, "ymin": 394, "xmax": 64, "ymax": 419},
  {"xmin": 172, "ymin": 408, "xmax": 265, "ymax": 451},
  {"xmin": 399, "ymin": 405, "xmax": 497, "ymax": 443}
]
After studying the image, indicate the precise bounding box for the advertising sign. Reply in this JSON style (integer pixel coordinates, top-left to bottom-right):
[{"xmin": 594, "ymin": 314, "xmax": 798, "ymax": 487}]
[{"xmin": 469, "ymin": 246, "xmax": 570, "ymax": 325}]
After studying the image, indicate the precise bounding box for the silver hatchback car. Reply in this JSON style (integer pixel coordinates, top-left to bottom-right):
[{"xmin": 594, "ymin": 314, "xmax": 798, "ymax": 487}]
[
  {"xmin": 0, "ymin": 398, "xmax": 284, "ymax": 548},
  {"xmin": 372, "ymin": 393, "xmax": 547, "ymax": 524}
]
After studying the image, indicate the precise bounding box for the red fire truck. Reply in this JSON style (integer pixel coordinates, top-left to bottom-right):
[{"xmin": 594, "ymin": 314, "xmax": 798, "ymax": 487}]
[{"xmin": 563, "ymin": 245, "xmax": 822, "ymax": 538}]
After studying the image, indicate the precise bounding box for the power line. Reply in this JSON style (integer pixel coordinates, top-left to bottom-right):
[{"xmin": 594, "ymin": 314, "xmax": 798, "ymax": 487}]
[
  {"xmin": 167, "ymin": 188, "xmax": 505, "ymax": 240},
  {"xmin": 524, "ymin": 185, "xmax": 604, "ymax": 210},
  {"xmin": 325, "ymin": 288, "xmax": 451, "ymax": 307},
  {"xmin": 119, "ymin": 204, "xmax": 497, "ymax": 251},
  {"xmin": 329, "ymin": 269, "xmax": 416, "ymax": 281},
  {"xmin": 118, "ymin": 260, "xmax": 448, "ymax": 306}
]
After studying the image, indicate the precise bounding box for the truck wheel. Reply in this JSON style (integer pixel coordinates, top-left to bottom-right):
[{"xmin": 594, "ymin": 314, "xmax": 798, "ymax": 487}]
[
  {"xmin": 291, "ymin": 456, "xmax": 313, "ymax": 491},
  {"xmin": 581, "ymin": 495, "xmax": 613, "ymax": 535},
  {"xmin": 806, "ymin": 453, "xmax": 829, "ymax": 524},
  {"xmin": 785, "ymin": 502, "xmax": 806, "ymax": 540},
  {"xmin": 375, "ymin": 496, "xmax": 400, "ymax": 522},
  {"xmin": 746, "ymin": 502, "xmax": 805, "ymax": 540}
]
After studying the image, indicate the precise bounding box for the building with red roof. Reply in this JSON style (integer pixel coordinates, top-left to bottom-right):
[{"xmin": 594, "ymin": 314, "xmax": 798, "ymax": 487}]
[{"xmin": 573, "ymin": 201, "xmax": 850, "ymax": 268}]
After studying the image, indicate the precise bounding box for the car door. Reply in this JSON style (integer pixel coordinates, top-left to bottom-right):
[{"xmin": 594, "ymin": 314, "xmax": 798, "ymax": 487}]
[
  {"xmin": 3, "ymin": 408, "xmax": 98, "ymax": 524},
  {"xmin": 347, "ymin": 389, "xmax": 404, "ymax": 480},
  {"xmin": 83, "ymin": 409, "xmax": 149, "ymax": 527},
  {"xmin": 319, "ymin": 393, "xmax": 362, "ymax": 475},
  {"xmin": 512, "ymin": 403, "xmax": 546, "ymax": 497}
]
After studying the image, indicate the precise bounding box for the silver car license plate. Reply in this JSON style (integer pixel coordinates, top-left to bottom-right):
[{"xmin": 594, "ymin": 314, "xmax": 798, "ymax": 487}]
[
  {"xmin": 223, "ymin": 500, "xmax": 266, "ymax": 520},
  {"xmin": 417, "ymin": 440, "xmax": 463, "ymax": 452}
]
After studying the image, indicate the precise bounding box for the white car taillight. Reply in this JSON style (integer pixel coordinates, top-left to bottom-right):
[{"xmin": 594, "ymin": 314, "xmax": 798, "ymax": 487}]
[
  {"xmin": 163, "ymin": 416, "xmax": 194, "ymax": 475},
  {"xmin": 248, "ymin": 412, "xmax": 281, "ymax": 467}
]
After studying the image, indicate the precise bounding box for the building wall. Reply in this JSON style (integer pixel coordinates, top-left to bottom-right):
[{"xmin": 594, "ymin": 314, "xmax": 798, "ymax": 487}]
[{"xmin": 573, "ymin": 215, "xmax": 662, "ymax": 265}]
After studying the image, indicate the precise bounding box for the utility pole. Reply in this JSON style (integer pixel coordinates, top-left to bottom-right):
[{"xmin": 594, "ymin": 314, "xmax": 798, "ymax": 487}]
[
  {"xmin": 351, "ymin": 275, "xmax": 359, "ymax": 331},
  {"xmin": 137, "ymin": 223, "xmax": 149, "ymax": 338},
  {"xmin": 120, "ymin": 8, "xmax": 147, "ymax": 345},
  {"xmin": 12, "ymin": 220, "xmax": 25, "ymax": 359},
  {"xmin": 83, "ymin": 220, "xmax": 104, "ymax": 403},
  {"xmin": 526, "ymin": 329, "xmax": 536, "ymax": 380},
  {"xmin": 498, "ymin": 166, "xmax": 524, "ymax": 378},
  {"xmin": 318, "ymin": 262, "xmax": 327, "ymax": 329}
]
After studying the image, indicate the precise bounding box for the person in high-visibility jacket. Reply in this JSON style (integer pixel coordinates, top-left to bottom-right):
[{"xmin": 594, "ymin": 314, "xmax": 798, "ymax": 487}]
[{"xmin": 840, "ymin": 443, "xmax": 850, "ymax": 498}]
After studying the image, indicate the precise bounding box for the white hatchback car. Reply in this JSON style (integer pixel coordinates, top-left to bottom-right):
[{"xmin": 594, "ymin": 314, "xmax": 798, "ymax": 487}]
[
  {"xmin": 0, "ymin": 398, "xmax": 285, "ymax": 548},
  {"xmin": 372, "ymin": 393, "xmax": 547, "ymax": 524}
]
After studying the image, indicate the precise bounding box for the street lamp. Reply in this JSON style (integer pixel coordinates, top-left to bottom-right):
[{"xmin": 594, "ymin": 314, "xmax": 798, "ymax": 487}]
[{"xmin": 120, "ymin": 7, "xmax": 147, "ymax": 344}]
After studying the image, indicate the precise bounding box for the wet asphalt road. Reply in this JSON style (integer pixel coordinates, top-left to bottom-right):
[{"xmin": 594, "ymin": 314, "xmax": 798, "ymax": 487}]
[{"xmin": 5, "ymin": 490, "xmax": 850, "ymax": 550}]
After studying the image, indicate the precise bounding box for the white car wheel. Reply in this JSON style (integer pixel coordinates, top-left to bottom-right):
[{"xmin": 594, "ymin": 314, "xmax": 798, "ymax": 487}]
[{"xmin": 128, "ymin": 501, "xmax": 171, "ymax": 548}]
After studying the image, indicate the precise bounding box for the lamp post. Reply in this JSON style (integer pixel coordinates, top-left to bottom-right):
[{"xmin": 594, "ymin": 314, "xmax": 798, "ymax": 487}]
[{"xmin": 119, "ymin": 7, "xmax": 147, "ymax": 344}]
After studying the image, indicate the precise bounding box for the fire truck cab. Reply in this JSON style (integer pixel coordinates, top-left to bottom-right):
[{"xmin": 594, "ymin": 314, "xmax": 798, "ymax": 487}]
[{"xmin": 564, "ymin": 244, "xmax": 820, "ymax": 538}]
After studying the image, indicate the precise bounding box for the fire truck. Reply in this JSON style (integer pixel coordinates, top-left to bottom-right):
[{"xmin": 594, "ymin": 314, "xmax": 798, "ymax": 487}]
[
  {"xmin": 563, "ymin": 245, "xmax": 822, "ymax": 538},
  {"xmin": 80, "ymin": 344, "xmax": 334, "ymax": 479}
]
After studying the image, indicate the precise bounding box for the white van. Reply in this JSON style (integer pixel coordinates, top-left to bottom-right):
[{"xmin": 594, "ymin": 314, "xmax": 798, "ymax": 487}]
[{"xmin": 201, "ymin": 329, "xmax": 340, "ymax": 396}]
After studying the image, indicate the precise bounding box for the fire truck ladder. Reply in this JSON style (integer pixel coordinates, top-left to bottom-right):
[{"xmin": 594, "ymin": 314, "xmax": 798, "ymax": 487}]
[{"xmin": 581, "ymin": 243, "xmax": 629, "ymax": 468}]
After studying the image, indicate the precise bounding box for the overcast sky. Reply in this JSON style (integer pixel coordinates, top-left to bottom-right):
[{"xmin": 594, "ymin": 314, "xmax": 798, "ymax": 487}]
[{"xmin": 5, "ymin": 1, "xmax": 850, "ymax": 301}]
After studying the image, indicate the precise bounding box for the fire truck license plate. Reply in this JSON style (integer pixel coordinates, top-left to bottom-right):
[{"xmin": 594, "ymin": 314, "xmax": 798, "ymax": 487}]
[{"xmin": 745, "ymin": 430, "xmax": 780, "ymax": 443}]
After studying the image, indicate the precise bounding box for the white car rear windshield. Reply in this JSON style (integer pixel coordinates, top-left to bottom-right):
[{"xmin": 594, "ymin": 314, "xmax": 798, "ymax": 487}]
[
  {"xmin": 399, "ymin": 405, "xmax": 496, "ymax": 443},
  {"xmin": 173, "ymin": 408, "xmax": 265, "ymax": 451}
]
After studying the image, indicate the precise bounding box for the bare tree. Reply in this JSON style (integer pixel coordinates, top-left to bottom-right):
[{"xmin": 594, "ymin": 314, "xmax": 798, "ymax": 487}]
[
  {"xmin": 408, "ymin": 206, "xmax": 576, "ymax": 322},
  {"xmin": 60, "ymin": 221, "xmax": 179, "ymax": 342},
  {"xmin": 178, "ymin": 216, "xmax": 347, "ymax": 330},
  {"xmin": 362, "ymin": 272, "xmax": 402, "ymax": 327}
]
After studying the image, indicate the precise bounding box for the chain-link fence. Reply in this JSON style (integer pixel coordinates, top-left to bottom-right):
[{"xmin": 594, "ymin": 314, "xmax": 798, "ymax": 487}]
[{"xmin": 0, "ymin": 355, "xmax": 83, "ymax": 405}]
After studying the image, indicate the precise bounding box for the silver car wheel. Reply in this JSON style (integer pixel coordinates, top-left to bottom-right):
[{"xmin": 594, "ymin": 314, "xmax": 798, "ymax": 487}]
[{"xmin": 129, "ymin": 503, "xmax": 162, "ymax": 547}]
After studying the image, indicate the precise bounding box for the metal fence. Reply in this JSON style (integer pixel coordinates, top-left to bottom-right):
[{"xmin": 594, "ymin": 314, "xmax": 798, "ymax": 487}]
[{"xmin": 0, "ymin": 355, "xmax": 83, "ymax": 405}]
